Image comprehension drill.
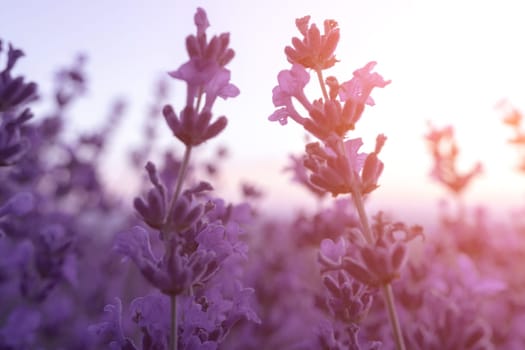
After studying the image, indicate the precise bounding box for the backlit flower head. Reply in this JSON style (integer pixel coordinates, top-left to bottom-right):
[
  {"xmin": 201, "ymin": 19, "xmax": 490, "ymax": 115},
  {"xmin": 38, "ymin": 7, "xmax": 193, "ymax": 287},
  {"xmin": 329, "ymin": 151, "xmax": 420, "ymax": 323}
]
[
  {"xmin": 303, "ymin": 99, "xmax": 355, "ymax": 140},
  {"xmin": 304, "ymin": 137, "xmax": 368, "ymax": 197},
  {"xmin": 269, "ymin": 59, "xmax": 389, "ymax": 141},
  {"xmin": 337, "ymin": 61, "xmax": 391, "ymax": 130},
  {"xmin": 269, "ymin": 64, "xmax": 310, "ymax": 126},
  {"xmin": 339, "ymin": 62, "xmax": 391, "ymax": 106},
  {"xmin": 360, "ymin": 134, "xmax": 387, "ymax": 194},
  {"xmin": 285, "ymin": 16, "xmax": 340, "ymax": 70}
]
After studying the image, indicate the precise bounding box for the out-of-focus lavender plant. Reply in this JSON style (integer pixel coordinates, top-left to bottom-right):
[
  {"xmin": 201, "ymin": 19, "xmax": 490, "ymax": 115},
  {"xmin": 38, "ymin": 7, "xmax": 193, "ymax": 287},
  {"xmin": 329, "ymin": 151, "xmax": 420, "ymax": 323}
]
[
  {"xmin": 421, "ymin": 115, "xmax": 516, "ymax": 349},
  {"xmin": 5, "ymin": 6, "xmax": 525, "ymax": 350},
  {"xmin": 269, "ymin": 15, "xmax": 416, "ymax": 350},
  {"xmin": 499, "ymin": 100, "xmax": 525, "ymax": 173},
  {"xmin": 424, "ymin": 123, "xmax": 491, "ymax": 258},
  {"xmin": 0, "ymin": 40, "xmax": 37, "ymax": 166},
  {"xmin": 0, "ymin": 39, "xmax": 137, "ymax": 350},
  {"xmin": 425, "ymin": 123, "xmax": 483, "ymax": 198},
  {"xmin": 497, "ymin": 101, "xmax": 525, "ymax": 235}
]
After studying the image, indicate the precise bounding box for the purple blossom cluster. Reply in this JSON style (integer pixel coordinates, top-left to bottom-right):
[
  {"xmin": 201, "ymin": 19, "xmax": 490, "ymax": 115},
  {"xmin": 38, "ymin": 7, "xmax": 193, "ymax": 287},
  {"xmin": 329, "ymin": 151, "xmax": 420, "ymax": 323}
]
[{"xmin": 3, "ymin": 6, "xmax": 525, "ymax": 350}]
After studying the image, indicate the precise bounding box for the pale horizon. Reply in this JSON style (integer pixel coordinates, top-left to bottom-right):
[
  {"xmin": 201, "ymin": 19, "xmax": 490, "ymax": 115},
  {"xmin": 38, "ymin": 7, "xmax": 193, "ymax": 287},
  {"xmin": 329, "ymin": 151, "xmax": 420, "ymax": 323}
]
[{"xmin": 4, "ymin": 0, "xmax": 525, "ymax": 222}]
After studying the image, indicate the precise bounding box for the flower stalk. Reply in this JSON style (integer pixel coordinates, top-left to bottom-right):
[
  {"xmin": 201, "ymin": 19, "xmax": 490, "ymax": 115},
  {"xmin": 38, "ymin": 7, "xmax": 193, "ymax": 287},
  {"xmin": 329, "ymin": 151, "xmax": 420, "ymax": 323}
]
[
  {"xmin": 170, "ymin": 294, "xmax": 178, "ymax": 350},
  {"xmin": 271, "ymin": 13, "xmax": 405, "ymax": 349},
  {"xmin": 316, "ymin": 69, "xmax": 329, "ymax": 102},
  {"xmin": 165, "ymin": 144, "xmax": 191, "ymax": 350},
  {"xmin": 349, "ymin": 181, "xmax": 406, "ymax": 350},
  {"xmin": 317, "ymin": 58, "xmax": 406, "ymax": 350},
  {"xmin": 167, "ymin": 144, "xmax": 193, "ymax": 220}
]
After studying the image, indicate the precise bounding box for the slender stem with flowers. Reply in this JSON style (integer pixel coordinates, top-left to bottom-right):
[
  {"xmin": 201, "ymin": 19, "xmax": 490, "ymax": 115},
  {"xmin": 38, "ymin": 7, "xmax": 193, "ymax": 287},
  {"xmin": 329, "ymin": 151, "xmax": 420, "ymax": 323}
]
[
  {"xmin": 270, "ymin": 14, "xmax": 409, "ymax": 349},
  {"xmin": 164, "ymin": 144, "xmax": 192, "ymax": 350},
  {"xmin": 113, "ymin": 8, "xmax": 242, "ymax": 350},
  {"xmin": 349, "ymin": 176, "xmax": 406, "ymax": 350},
  {"xmin": 316, "ymin": 66, "xmax": 406, "ymax": 350}
]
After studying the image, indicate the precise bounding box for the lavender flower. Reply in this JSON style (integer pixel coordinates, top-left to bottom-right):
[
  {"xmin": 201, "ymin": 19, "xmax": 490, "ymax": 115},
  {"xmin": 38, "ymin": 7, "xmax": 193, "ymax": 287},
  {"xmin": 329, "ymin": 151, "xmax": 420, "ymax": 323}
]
[{"xmin": 0, "ymin": 41, "xmax": 38, "ymax": 112}]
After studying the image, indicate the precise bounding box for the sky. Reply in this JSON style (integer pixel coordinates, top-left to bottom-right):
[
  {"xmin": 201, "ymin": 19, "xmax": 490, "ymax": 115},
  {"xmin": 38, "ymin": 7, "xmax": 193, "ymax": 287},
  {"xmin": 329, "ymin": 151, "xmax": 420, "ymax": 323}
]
[{"xmin": 3, "ymin": 0, "xmax": 525, "ymax": 222}]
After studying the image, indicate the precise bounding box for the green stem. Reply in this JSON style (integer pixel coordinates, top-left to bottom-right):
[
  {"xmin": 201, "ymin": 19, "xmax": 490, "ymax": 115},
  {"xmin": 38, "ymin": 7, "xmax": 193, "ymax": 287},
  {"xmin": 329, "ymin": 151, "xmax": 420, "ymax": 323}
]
[
  {"xmin": 170, "ymin": 294, "xmax": 178, "ymax": 350},
  {"xmin": 315, "ymin": 69, "xmax": 329, "ymax": 101},
  {"xmin": 195, "ymin": 86, "xmax": 204, "ymax": 112},
  {"xmin": 381, "ymin": 284, "xmax": 406, "ymax": 350},
  {"xmin": 163, "ymin": 145, "xmax": 192, "ymax": 350},
  {"xmin": 349, "ymin": 184, "xmax": 406, "ymax": 350},
  {"xmin": 166, "ymin": 145, "xmax": 193, "ymax": 221},
  {"xmin": 349, "ymin": 181, "xmax": 374, "ymax": 245}
]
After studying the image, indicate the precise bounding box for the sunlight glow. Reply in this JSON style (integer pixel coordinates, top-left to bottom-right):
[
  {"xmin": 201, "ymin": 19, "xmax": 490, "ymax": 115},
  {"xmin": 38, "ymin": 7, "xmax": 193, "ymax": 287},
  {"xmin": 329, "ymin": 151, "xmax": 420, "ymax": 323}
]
[{"xmin": 3, "ymin": 0, "xmax": 525, "ymax": 218}]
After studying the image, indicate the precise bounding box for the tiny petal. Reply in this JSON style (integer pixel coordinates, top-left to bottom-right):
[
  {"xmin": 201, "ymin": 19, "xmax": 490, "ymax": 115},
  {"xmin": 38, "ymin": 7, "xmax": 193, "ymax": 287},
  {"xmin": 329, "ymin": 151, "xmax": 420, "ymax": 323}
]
[
  {"xmin": 268, "ymin": 108, "xmax": 290, "ymax": 125},
  {"xmin": 390, "ymin": 243, "xmax": 407, "ymax": 271},
  {"xmin": 342, "ymin": 257, "xmax": 375, "ymax": 286},
  {"xmin": 323, "ymin": 275, "xmax": 341, "ymax": 296},
  {"xmin": 277, "ymin": 64, "xmax": 310, "ymax": 95},
  {"xmin": 202, "ymin": 116, "xmax": 227, "ymax": 142},
  {"xmin": 163, "ymin": 104, "xmax": 181, "ymax": 135},
  {"xmin": 194, "ymin": 7, "xmax": 210, "ymax": 35},
  {"xmin": 320, "ymin": 237, "xmax": 347, "ymax": 264}
]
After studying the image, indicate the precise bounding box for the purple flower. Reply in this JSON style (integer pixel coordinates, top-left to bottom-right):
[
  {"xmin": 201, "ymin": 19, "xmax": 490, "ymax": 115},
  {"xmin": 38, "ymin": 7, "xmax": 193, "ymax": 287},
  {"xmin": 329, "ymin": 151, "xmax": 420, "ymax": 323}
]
[
  {"xmin": 319, "ymin": 237, "xmax": 348, "ymax": 265},
  {"xmin": 196, "ymin": 223, "xmax": 234, "ymax": 261},
  {"xmin": 284, "ymin": 154, "xmax": 327, "ymax": 199},
  {"xmin": 90, "ymin": 298, "xmax": 137, "ymax": 350},
  {"xmin": 303, "ymin": 67, "xmax": 388, "ymax": 137},
  {"xmin": 302, "ymin": 135, "xmax": 388, "ymax": 197},
  {"xmin": 0, "ymin": 40, "xmax": 37, "ymax": 166},
  {"xmin": 203, "ymin": 68, "xmax": 240, "ymax": 112},
  {"xmin": 360, "ymin": 134, "xmax": 387, "ymax": 194},
  {"xmin": 177, "ymin": 283, "xmax": 260, "ymax": 348},
  {"xmin": 115, "ymin": 226, "xmax": 219, "ymax": 295},
  {"xmin": 178, "ymin": 295, "xmax": 220, "ymax": 349},
  {"xmin": 0, "ymin": 109, "xmax": 33, "ymax": 166},
  {"xmin": 304, "ymin": 137, "xmax": 367, "ymax": 197},
  {"xmin": 317, "ymin": 319, "xmax": 382, "ymax": 350},
  {"xmin": 339, "ymin": 61, "xmax": 391, "ymax": 106},
  {"xmin": 0, "ymin": 191, "xmax": 33, "ymax": 218},
  {"xmin": 303, "ymin": 99, "xmax": 354, "ymax": 140},
  {"xmin": 0, "ymin": 307, "xmax": 41, "ymax": 349},
  {"xmin": 134, "ymin": 161, "xmax": 169, "ymax": 230},
  {"xmin": 269, "ymin": 64, "xmax": 310, "ymax": 126},
  {"xmin": 321, "ymin": 270, "xmax": 376, "ymax": 324},
  {"xmin": 404, "ymin": 295, "xmax": 494, "ymax": 350},
  {"xmin": 130, "ymin": 294, "xmax": 170, "ymax": 349},
  {"xmin": 342, "ymin": 240, "xmax": 407, "ymax": 286},
  {"xmin": 0, "ymin": 41, "xmax": 38, "ymax": 112},
  {"xmin": 163, "ymin": 104, "xmax": 228, "ymax": 147},
  {"xmin": 168, "ymin": 7, "xmax": 237, "ymax": 111}
]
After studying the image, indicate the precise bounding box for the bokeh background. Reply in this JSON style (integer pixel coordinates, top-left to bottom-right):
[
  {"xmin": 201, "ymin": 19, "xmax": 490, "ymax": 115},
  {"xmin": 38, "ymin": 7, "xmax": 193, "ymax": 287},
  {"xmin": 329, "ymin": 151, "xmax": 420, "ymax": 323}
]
[{"xmin": 4, "ymin": 0, "xmax": 525, "ymax": 223}]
